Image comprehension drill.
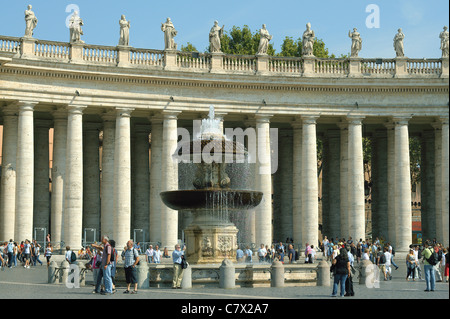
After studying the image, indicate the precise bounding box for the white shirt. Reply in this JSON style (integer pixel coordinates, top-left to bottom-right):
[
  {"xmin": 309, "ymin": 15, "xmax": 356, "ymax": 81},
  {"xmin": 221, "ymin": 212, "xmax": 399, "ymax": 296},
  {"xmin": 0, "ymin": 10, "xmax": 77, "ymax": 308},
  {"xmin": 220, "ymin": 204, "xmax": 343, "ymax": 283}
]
[
  {"xmin": 384, "ymin": 251, "xmax": 391, "ymax": 266},
  {"xmin": 24, "ymin": 244, "xmax": 31, "ymax": 254},
  {"xmin": 146, "ymin": 249, "xmax": 154, "ymax": 261},
  {"xmin": 362, "ymin": 252, "xmax": 370, "ymax": 260},
  {"xmin": 153, "ymin": 250, "xmax": 162, "ymax": 263},
  {"xmin": 258, "ymin": 248, "xmax": 267, "ymax": 257}
]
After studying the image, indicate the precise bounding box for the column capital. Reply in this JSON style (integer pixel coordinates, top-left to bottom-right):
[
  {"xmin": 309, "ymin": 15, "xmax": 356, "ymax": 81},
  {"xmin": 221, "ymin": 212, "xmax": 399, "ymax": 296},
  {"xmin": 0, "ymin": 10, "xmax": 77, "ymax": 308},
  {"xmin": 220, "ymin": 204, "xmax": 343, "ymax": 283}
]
[
  {"xmin": 254, "ymin": 113, "xmax": 273, "ymax": 123},
  {"xmin": 52, "ymin": 107, "xmax": 68, "ymax": 121},
  {"xmin": 337, "ymin": 120, "xmax": 348, "ymax": 130},
  {"xmin": 301, "ymin": 115, "xmax": 319, "ymax": 124},
  {"xmin": 161, "ymin": 110, "xmax": 181, "ymax": 120},
  {"xmin": 346, "ymin": 115, "xmax": 365, "ymax": 125},
  {"xmin": 1, "ymin": 105, "xmax": 19, "ymax": 116},
  {"xmin": 66, "ymin": 104, "xmax": 87, "ymax": 114},
  {"xmin": 13, "ymin": 100, "xmax": 39, "ymax": 111},
  {"xmin": 383, "ymin": 120, "xmax": 395, "ymax": 130},
  {"xmin": 392, "ymin": 116, "xmax": 412, "ymax": 126},
  {"xmin": 115, "ymin": 107, "xmax": 135, "ymax": 118},
  {"xmin": 439, "ymin": 116, "xmax": 449, "ymax": 126}
]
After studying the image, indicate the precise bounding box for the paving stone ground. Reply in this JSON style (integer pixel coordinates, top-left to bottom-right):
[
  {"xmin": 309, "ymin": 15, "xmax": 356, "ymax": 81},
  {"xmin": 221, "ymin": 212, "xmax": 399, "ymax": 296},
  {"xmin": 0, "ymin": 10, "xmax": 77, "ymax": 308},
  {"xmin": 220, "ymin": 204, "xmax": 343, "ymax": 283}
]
[{"xmin": 0, "ymin": 254, "xmax": 448, "ymax": 301}]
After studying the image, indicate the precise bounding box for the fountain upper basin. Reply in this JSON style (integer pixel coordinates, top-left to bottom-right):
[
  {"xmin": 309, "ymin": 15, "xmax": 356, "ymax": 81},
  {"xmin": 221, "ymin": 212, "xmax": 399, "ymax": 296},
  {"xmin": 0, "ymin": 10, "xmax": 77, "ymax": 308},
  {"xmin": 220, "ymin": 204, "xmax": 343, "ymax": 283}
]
[{"xmin": 160, "ymin": 189, "xmax": 263, "ymax": 211}]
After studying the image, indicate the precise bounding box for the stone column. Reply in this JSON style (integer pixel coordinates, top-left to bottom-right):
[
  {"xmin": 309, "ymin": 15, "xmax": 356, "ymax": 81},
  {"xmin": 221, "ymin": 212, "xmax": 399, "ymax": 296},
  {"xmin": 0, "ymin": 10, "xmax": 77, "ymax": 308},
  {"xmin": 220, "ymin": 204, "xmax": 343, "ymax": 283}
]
[
  {"xmin": 301, "ymin": 115, "xmax": 319, "ymax": 248},
  {"xmin": 338, "ymin": 122, "xmax": 349, "ymax": 239},
  {"xmin": 0, "ymin": 106, "xmax": 18, "ymax": 240},
  {"xmin": 393, "ymin": 117, "xmax": 412, "ymax": 252},
  {"xmin": 100, "ymin": 112, "xmax": 115, "ymax": 239},
  {"xmin": 272, "ymin": 129, "xmax": 293, "ymax": 242},
  {"xmin": 323, "ymin": 130, "xmax": 341, "ymax": 239},
  {"xmin": 291, "ymin": 119, "xmax": 302, "ymax": 245},
  {"xmin": 113, "ymin": 108, "xmax": 134, "ymax": 250},
  {"xmin": 384, "ymin": 122, "xmax": 396, "ymax": 244},
  {"xmin": 64, "ymin": 105, "xmax": 86, "ymax": 250},
  {"xmin": 255, "ymin": 114, "xmax": 273, "ymax": 246},
  {"xmin": 432, "ymin": 123, "xmax": 442, "ymax": 243},
  {"xmin": 440, "ymin": 117, "xmax": 449, "ymax": 247},
  {"xmin": 51, "ymin": 109, "xmax": 67, "ymax": 247},
  {"xmin": 33, "ymin": 119, "xmax": 51, "ymax": 233},
  {"xmin": 420, "ymin": 131, "xmax": 436, "ymax": 240},
  {"xmin": 371, "ymin": 130, "xmax": 389, "ymax": 241},
  {"xmin": 160, "ymin": 111, "xmax": 180, "ymax": 249},
  {"xmin": 15, "ymin": 101, "xmax": 37, "ymax": 242},
  {"xmin": 347, "ymin": 116, "xmax": 366, "ymax": 242},
  {"xmin": 132, "ymin": 124, "xmax": 151, "ymax": 242},
  {"xmin": 83, "ymin": 123, "xmax": 101, "ymax": 237},
  {"xmin": 149, "ymin": 116, "xmax": 163, "ymax": 244}
]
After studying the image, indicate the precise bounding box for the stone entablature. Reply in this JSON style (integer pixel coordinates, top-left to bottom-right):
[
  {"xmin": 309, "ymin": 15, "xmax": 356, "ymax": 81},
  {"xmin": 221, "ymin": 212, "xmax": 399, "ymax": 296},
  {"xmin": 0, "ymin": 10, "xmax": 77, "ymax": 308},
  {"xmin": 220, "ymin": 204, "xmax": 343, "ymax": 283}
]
[{"xmin": 0, "ymin": 35, "xmax": 448, "ymax": 80}]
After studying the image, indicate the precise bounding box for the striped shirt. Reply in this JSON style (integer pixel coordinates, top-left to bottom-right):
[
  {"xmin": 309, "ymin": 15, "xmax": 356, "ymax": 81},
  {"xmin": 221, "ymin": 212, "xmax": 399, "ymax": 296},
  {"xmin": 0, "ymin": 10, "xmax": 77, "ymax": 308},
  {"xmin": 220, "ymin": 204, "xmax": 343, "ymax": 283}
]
[{"xmin": 123, "ymin": 248, "xmax": 139, "ymax": 268}]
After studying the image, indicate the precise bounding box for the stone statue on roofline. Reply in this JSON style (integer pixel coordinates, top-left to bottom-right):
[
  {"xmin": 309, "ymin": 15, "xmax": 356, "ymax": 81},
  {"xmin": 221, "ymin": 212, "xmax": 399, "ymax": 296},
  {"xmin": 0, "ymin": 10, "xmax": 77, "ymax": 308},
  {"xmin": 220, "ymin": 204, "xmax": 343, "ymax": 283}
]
[
  {"xmin": 119, "ymin": 15, "xmax": 130, "ymax": 46},
  {"xmin": 257, "ymin": 24, "xmax": 272, "ymax": 56},
  {"xmin": 440, "ymin": 26, "xmax": 449, "ymax": 58},
  {"xmin": 348, "ymin": 28, "xmax": 362, "ymax": 58},
  {"xmin": 161, "ymin": 18, "xmax": 178, "ymax": 50},
  {"xmin": 24, "ymin": 4, "xmax": 38, "ymax": 38},
  {"xmin": 209, "ymin": 21, "xmax": 224, "ymax": 53},
  {"xmin": 69, "ymin": 11, "xmax": 84, "ymax": 44},
  {"xmin": 302, "ymin": 23, "xmax": 315, "ymax": 57},
  {"xmin": 393, "ymin": 28, "xmax": 405, "ymax": 58}
]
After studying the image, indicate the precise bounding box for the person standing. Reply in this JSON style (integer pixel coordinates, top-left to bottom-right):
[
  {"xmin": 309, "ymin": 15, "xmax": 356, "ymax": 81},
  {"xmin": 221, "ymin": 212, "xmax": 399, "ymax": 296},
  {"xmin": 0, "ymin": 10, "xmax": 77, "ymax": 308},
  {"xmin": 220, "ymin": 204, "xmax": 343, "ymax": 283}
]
[
  {"xmin": 23, "ymin": 240, "xmax": 32, "ymax": 268},
  {"xmin": 288, "ymin": 244, "xmax": 296, "ymax": 264},
  {"xmin": 172, "ymin": 244, "xmax": 185, "ymax": 289},
  {"xmin": 257, "ymin": 244, "xmax": 267, "ymax": 263},
  {"xmin": 244, "ymin": 246, "xmax": 253, "ymax": 263},
  {"xmin": 122, "ymin": 240, "xmax": 140, "ymax": 294},
  {"xmin": 153, "ymin": 245, "xmax": 162, "ymax": 264},
  {"xmin": 33, "ymin": 240, "xmax": 42, "ymax": 266},
  {"xmin": 92, "ymin": 236, "xmax": 113, "ymax": 295},
  {"xmin": 331, "ymin": 248, "xmax": 351, "ymax": 297},
  {"xmin": 384, "ymin": 246, "xmax": 392, "ymax": 280},
  {"xmin": 413, "ymin": 245, "xmax": 423, "ymax": 280},
  {"xmin": 276, "ymin": 242, "xmax": 285, "ymax": 263},
  {"xmin": 145, "ymin": 245, "xmax": 154, "ymax": 264},
  {"xmin": 7, "ymin": 240, "xmax": 14, "ymax": 268},
  {"xmin": 406, "ymin": 249, "xmax": 416, "ymax": 281},
  {"xmin": 422, "ymin": 241, "xmax": 436, "ymax": 292},
  {"xmin": 236, "ymin": 247, "xmax": 244, "ymax": 263}
]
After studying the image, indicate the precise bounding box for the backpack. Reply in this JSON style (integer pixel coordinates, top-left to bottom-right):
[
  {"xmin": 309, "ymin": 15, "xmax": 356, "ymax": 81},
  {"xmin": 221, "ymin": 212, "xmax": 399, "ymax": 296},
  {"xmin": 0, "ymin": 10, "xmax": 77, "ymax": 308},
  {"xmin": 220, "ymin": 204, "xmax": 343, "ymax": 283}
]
[
  {"xmin": 111, "ymin": 248, "xmax": 115, "ymax": 262},
  {"xmin": 70, "ymin": 251, "xmax": 77, "ymax": 263},
  {"xmin": 426, "ymin": 248, "xmax": 439, "ymax": 266},
  {"xmin": 379, "ymin": 253, "xmax": 386, "ymax": 264}
]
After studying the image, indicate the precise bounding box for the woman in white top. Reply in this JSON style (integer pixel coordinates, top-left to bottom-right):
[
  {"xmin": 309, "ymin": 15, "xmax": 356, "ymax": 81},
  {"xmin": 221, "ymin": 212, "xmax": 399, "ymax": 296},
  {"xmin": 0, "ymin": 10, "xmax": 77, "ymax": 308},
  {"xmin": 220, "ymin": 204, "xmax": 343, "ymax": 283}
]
[
  {"xmin": 153, "ymin": 245, "xmax": 162, "ymax": 264},
  {"xmin": 362, "ymin": 248, "xmax": 370, "ymax": 261},
  {"xmin": 44, "ymin": 243, "xmax": 53, "ymax": 267}
]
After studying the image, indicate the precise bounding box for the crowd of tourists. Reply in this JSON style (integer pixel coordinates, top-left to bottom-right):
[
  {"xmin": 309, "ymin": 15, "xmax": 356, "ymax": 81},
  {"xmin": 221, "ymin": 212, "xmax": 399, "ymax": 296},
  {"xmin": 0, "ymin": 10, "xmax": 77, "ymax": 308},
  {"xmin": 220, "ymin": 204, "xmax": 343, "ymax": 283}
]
[{"xmin": 0, "ymin": 239, "xmax": 53, "ymax": 270}]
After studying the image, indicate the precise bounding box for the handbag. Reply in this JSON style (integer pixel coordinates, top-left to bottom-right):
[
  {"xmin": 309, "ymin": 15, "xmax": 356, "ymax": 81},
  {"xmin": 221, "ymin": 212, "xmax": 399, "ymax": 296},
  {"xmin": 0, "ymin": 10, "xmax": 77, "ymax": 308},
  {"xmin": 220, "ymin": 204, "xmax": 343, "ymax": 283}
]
[{"xmin": 181, "ymin": 256, "xmax": 189, "ymax": 269}]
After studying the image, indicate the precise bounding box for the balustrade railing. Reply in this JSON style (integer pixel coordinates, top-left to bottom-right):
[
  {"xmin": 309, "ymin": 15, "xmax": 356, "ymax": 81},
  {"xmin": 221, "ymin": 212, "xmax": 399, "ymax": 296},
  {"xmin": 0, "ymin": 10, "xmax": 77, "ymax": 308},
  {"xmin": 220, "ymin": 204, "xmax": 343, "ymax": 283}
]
[
  {"xmin": 129, "ymin": 48, "xmax": 164, "ymax": 67},
  {"xmin": 315, "ymin": 58, "xmax": 349, "ymax": 74},
  {"xmin": 83, "ymin": 44, "xmax": 117, "ymax": 64},
  {"xmin": 0, "ymin": 36, "xmax": 21, "ymax": 53},
  {"xmin": 223, "ymin": 54, "xmax": 256, "ymax": 72},
  {"xmin": 34, "ymin": 40, "xmax": 70, "ymax": 60},
  {"xmin": 269, "ymin": 56, "xmax": 303, "ymax": 74},
  {"xmin": 407, "ymin": 59, "xmax": 442, "ymax": 75},
  {"xmin": 0, "ymin": 35, "xmax": 447, "ymax": 78},
  {"xmin": 177, "ymin": 52, "xmax": 211, "ymax": 69},
  {"xmin": 360, "ymin": 58, "xmax": 396, "ymax": 75}
]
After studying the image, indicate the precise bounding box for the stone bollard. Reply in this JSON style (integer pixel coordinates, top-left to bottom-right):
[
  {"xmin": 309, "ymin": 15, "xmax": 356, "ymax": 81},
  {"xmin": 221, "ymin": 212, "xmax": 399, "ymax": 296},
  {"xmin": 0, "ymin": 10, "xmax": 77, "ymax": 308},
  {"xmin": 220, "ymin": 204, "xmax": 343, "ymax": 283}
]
[
  {"xmin": 60, "ymin": 260, "xmax": 70, "ymax": 285},
  {"xmin": 77, "ymin": 261, "xmax": 86, "ymax": 287},
  {"xmin": 317, "ymin": 260, "xmax": 331, "ymax": 286},
  {"xmin": 270, "ymin": 260, "xmax": 285, "ymax": 288},
  {"xmin": 219, "ymin": 258, "xmax": 235, "ymax": 289},
  {"xmin": 136, "ymin": 260, "xmax": 150, "ymax": 289},
  {"xmin": 358, "ymin": 259, "xmax": 374, "ymax": 285},
  {"xmin": 181, "ymin": 265, "xmax": 192, "ymax": 289},
  {"xmin": 48, "ymin": 261, "xmax": 58, "ymax": 284}
]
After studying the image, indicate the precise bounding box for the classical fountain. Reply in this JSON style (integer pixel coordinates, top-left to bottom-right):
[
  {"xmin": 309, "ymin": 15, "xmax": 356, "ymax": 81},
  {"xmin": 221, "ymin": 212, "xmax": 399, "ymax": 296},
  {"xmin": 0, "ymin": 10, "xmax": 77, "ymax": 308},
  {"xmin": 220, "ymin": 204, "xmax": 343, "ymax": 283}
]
[{"xmin": 160, "ymin": 106, "xmax": 263, "ymax": 264}]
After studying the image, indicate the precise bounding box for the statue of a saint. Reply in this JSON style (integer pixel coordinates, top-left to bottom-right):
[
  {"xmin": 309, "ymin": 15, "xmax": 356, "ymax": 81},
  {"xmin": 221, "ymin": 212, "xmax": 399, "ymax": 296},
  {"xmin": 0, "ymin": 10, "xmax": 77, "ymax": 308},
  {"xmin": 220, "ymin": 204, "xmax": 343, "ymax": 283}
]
[
  {"xmin": 209, "ymin": 21, "xmax": 224, "ymax": 53},
  {"xmin": 24, "ymin": 5, "xmax": 38, "ymax": 38},
  {"xmin": 257, "ymin": 24, "xmax": 272, "ymax": 55},
  {"xmin": 302, "ymin": 23, "xmax": 315, "ymax": 57},
  {"xmin": 118, "ymin": 15, "xmax": 130, "ymax": 46},
  {"xmin": 69, "ymin": 11, "xmax": 84, "ymax": 43},
  {"xmin": 348, "ymin": 28, "xmax": 362, "ymax": 57},
  {"xmin": 440, "ymin": 26, "xmax": 449, "ymax": 58},
  {"xmin": 161, "ymin": 18, "xmax": 178, "ymax": 50},
  {"xmin": 393, "ymin": 28, "xmax": 405, "ymax": 57}
]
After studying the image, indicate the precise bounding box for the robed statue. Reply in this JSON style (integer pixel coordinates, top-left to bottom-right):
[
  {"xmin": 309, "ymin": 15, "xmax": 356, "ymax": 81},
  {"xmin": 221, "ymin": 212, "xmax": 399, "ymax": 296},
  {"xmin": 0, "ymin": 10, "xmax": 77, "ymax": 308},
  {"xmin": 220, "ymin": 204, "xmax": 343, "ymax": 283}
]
[
  {"xmin": 69, "ymin": 11, "xmax": 84, "ymax": 43},
  {"xmin": 209, "ymin": 21, "xmax": 224, "ymax": 53},
  {"xmin": 24, "ymin": 5, "xmax": 38, "ymax": 37},
  {"xmin": 119, "ymin": 15, "xmax": 130, "ymax": 46},
  {"xmin": 257, "ymin": 24, "xmax": 272, "ymax": 55},
  {"xmin": 393, "ymin": 28, "xmax": 405, "ymax": 57},
  {"xmin": 302, "ymin": 23, "xmax": 315, "ymax": 57},
  {"xmin": 161, "ymin": 18, "xmax": 178, "ymax": 50}
]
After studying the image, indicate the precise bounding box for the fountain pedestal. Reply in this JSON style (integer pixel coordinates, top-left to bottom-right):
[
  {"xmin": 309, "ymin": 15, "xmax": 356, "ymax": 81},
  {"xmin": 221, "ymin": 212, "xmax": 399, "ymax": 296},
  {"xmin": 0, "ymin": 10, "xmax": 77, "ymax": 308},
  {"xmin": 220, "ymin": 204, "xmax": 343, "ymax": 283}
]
[{"xmin": 184, "ymin": 218, "xmax": 238, "ymax": 264}]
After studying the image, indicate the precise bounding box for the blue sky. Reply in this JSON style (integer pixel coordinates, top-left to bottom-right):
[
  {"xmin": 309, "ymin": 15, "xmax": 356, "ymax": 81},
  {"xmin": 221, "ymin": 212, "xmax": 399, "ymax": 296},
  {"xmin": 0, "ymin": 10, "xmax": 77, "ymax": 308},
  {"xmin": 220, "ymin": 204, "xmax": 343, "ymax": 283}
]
[{"xmin": 1, "ymin": 0, "xmax": 448, "ymax": 58}]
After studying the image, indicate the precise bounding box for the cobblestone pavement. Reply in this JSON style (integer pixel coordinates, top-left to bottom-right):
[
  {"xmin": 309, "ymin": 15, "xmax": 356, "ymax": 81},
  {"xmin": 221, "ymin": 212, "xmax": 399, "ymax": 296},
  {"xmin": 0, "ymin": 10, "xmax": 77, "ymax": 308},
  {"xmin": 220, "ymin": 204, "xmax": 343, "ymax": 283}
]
[{"xmin": 0, "ymin": 257, "xmax": 448, "ymax": 300}]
